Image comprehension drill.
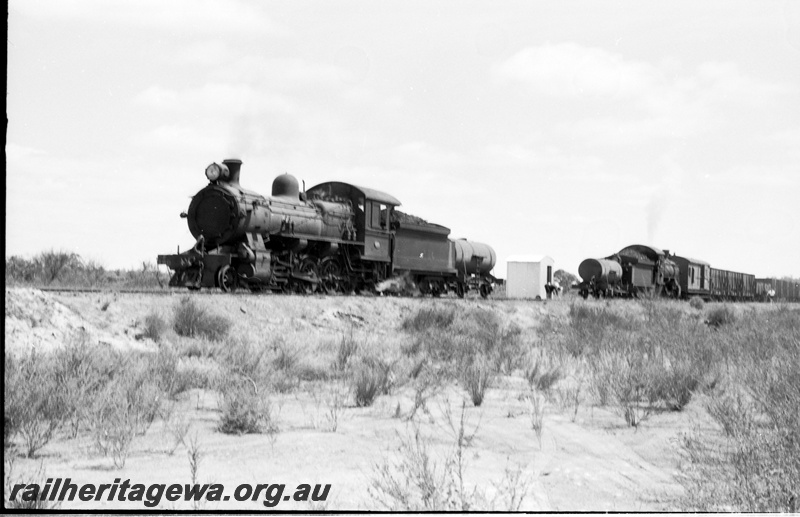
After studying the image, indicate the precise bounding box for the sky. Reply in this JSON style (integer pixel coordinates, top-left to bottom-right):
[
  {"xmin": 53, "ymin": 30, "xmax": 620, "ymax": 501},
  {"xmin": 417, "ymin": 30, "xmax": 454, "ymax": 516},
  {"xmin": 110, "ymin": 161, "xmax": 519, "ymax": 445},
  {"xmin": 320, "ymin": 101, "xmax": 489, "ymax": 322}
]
[{"xmin": 7, "ymin": 0, "xmax": 800, "ymax": 279}]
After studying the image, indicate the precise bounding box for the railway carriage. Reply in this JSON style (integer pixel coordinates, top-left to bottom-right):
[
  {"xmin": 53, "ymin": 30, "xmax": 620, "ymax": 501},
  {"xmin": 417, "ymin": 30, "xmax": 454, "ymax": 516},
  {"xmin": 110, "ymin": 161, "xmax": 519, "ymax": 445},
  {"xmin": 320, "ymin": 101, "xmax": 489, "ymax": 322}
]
[{"xmin": 671, "ymin": 255, "xmax": 711, "ymax": 299}]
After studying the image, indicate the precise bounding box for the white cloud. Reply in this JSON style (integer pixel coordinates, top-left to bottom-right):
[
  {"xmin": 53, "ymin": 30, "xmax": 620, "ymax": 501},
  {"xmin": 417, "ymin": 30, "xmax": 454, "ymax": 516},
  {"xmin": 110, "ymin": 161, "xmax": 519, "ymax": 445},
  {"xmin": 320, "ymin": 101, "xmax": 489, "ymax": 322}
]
[
  {"xmin": 493, "ymin": 42, "xmax": 658, "ymax": 100},
  {"xmin": 694, "ymin": 61, "xmax": 793, "ymax": 103},
  {"xmin": 494, "ymin": 43, "xmax": 792, "ymax": 107}
]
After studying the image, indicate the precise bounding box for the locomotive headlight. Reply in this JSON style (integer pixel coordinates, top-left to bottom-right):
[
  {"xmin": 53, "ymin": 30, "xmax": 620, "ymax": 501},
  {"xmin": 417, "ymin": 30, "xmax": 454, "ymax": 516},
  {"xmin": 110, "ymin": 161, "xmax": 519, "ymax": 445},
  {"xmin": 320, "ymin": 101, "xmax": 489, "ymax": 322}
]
[
  {"xmin": 205, "ymin": 162, "xmax": 230, "ymax": 182},
  {"xmin": 205, "ymin": 163, "xmax": 221, "ymax": 181}
]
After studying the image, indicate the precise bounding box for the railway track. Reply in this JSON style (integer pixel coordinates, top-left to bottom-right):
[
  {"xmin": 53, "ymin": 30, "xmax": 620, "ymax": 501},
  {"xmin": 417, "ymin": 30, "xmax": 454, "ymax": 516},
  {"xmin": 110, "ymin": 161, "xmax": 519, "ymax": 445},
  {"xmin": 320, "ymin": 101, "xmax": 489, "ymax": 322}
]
[
  {"xmin": 27, "ymin": 286, "xmax": 490, "ymax": 300},
  {"xmin": 34, "ymin": 287, "xmax": 231, "ymax": 296}
]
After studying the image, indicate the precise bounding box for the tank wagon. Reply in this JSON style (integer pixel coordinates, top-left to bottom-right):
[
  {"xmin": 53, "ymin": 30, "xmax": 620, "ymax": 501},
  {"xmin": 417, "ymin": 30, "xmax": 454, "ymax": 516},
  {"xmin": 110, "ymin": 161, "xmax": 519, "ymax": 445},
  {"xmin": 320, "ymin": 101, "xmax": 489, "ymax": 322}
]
[
  {"xmin": 158, "ymin": 159, "xmax": 496, "ymax": 297},
  {"xmin": 578, "ymin": 244, "xmax": 764, "ymax": 301}
]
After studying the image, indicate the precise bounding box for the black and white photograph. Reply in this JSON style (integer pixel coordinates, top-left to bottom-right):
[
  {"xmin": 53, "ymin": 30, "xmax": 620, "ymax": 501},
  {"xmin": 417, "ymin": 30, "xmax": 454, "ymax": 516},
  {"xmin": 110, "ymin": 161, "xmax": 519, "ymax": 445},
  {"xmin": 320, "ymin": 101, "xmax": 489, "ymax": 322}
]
[{"xmin": 5, "ymin": 0, "xmax": 800, "ymax": 512}]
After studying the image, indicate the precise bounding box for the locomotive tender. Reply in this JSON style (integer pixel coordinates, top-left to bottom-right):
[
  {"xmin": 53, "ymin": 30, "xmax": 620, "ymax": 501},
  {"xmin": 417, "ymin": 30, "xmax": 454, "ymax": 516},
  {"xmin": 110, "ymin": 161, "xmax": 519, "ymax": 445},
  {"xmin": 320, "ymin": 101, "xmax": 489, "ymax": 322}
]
[
  {"xmin": 157, "ymin": 159, "xmax": 496, "ymax": 297},
  {"xmin": 576, "ymin": 244, "xmax": 799, "ymax": 301}
]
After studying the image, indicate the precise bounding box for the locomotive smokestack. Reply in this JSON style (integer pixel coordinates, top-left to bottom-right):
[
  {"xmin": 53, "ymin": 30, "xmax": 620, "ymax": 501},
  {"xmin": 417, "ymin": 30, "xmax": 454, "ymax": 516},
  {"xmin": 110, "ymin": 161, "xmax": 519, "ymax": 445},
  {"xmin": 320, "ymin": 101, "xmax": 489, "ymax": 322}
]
[{"xmin": 222, "ymin": 159, "xmax": 242, "ymax": 186}]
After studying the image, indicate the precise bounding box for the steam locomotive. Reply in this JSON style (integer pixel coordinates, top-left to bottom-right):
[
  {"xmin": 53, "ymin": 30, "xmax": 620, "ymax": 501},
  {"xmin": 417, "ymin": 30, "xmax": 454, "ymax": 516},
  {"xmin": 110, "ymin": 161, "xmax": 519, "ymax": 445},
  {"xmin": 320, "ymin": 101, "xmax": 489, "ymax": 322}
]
[
  {"xmin": 577, "ymin": 244, "xmax": 800, "ymax": 302},
  {"xmin": 157, "ymin": 159, "xmax": 496, "ymax": 297}
]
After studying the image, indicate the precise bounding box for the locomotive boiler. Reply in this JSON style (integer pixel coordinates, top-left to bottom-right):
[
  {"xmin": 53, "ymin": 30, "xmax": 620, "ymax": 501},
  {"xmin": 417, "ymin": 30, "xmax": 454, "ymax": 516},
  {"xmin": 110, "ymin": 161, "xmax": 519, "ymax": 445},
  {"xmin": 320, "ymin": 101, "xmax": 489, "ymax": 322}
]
[{"xmin": 158, "ymin": 159, "xmax": 497, "ymax": 297}]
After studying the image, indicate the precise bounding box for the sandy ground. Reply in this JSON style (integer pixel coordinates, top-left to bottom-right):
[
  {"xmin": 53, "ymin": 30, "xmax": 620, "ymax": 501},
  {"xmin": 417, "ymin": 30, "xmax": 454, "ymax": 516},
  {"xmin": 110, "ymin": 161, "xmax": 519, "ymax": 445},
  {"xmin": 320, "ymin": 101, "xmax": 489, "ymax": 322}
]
[{"xmin": 4, "ymin": 287, "xmax": 703, "ymax": 511}]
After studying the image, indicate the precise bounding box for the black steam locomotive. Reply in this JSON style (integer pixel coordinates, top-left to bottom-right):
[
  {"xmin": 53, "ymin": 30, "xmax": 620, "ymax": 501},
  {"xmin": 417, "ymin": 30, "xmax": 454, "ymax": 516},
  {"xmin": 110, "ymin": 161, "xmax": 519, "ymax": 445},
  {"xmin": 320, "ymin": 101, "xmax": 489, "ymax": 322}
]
[
  {"xmin": 577, "ymin": 244, "xmax": 800, "ymax": 302},
  {"xmin": 157, "ymin": 159, "xmax": 496, "ymax": 297}
]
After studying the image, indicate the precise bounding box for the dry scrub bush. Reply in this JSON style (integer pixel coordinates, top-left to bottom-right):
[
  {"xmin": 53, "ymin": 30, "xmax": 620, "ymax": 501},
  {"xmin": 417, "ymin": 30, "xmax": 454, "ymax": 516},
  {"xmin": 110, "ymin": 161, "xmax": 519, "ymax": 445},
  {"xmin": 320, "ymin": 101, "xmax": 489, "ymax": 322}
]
[
  {"xmin": 401, "ymin": 304, "xmax": 457, "ymax": 333},
  {"xmin": 217, "ymin": 378, "xmax": 277, "ymax": 435},
  {"xmin": 679, "ymin": 306, "xmax": 800, "ymax": 512},
  {"xmin": 401, "ymin": 306, "xmax": 523, "ymax": 382},
  {"xmin": 564, "ymin": 302, "xmax": 640, "ymax": 356},
  {"xmin": 353, "ymin": 363, "xmax": 382, "ymax": 407},
  {"xmin": 353, "ymin": 356, "xmax": 393, "ymax": 407},
  {"xmin": 5, "ymin": 331, "xmax": 174, "ymax": 465},
  {"xmin": 406, "ymin": 363, "xmax": 446, "ymax": 421},
  {"xmin": 525, "ymin": 391, "xmax": 546, "ymax": 447},
  {"xmin": 310, "ymin": 380, "xmax": 349, "ymax": 432},
  {"xmin": 523, "ymin": 357, "xmax": 562, "ymax": 393},
  {"xmin": 370, "ymin": 403, "xmax": 483, "ymax": 511},
  {"xmin": 5, "ymin": 331, "xmax": 123, "ymax": 455},
  {"xmin": 4, "ymin": 351, "xmax": 70, "ymax": 457},
  {"xmin": 558, "ymin": 303, "xmax": 718, "ymax": 420},
  {"xmin": 370, "ymin": 401, "xmax": 528, "ymax": 511},
  {"xmin": 688, "ymin": 296, "xmax": 705, "ymax": 310},
  {"xmin": 370, "ymin": 424, "xmax": 456, "ymax": 511},
  {"xmin": 4, "ymin": 458, "xmax": 61, "ymax": 510},
  {"xmin": 173, "ymin": 296, "xmax": 231, "ymax": 341},
  {"xmin": 272, "ymin": 340, "xmax": 302, "ymax": 372},
  {"xmin": 553, "ymin": 380, "xmax": 584, "ymax": 422},
  {"xmin": 459, "ymin": 354, "xmax": 494, "ymax": 407},
  {"xmin": 333, "ymin": 328, "xmax": 362, "ymax": 373},
  {"xmin": 90, "ymin": 362, "xmax": 163, "ymax": 468},
  {"xmin": 143, "ymin": 312, "xmax": 168, "ymax": 342},
  {"xmin": 704, "ymin": 304, "xmax": 736, "ymax": 328}
]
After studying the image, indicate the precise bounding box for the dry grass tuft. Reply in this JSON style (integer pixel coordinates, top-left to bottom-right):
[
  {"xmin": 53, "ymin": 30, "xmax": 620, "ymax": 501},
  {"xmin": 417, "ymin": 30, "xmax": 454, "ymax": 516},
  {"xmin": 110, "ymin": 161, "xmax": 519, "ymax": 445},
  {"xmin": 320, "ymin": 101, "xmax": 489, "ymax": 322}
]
[{"xmin": 173, "ymin": 296, "xmax": 231, "ymax": 341}]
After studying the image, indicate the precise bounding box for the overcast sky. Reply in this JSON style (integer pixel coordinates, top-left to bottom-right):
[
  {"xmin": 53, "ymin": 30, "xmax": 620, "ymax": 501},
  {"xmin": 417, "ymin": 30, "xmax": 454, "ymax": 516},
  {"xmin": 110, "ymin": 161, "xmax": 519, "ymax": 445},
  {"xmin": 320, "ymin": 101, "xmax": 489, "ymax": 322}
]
[{"xmin": 7, "ymin": 0, "xmax": 800, "ymax": 279}]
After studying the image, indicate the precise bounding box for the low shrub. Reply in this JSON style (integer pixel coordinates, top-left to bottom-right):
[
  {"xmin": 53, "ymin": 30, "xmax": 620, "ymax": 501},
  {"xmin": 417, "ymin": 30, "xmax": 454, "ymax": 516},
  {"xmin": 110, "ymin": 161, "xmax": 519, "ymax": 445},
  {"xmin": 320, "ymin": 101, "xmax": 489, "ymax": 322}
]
[
  {"xmin": 523, "ymin": 358, "xmax": 562, "ymax": 393},
  {"xmin": 460, "ymin": 354, "xmax": 494, "ymax": 407},
  {"xmin": 353, "ymin": 363, "xmax": 384, "ymax": 407},
  {"xmin": 90, "ymin": 363, "xmax": 163, "ymax": 468},
  {"xmin": 217, "ymin": 379, "xmax": 276, "ymax": 435},
  {"xmin": 705, "ymin": 305, "xmax": 735, "ymax": 328},
  {"xmin": 4, "ymin": 459, "xmax": 61, "ymax": 510},
  {"xmin": 333, "ymin": 329, "xmax": 361, "ymax": 373},
  {"xmin": 173, "ymin": 297, "xmax": 231, "ymax": 341},
  {"xmin": 273, "ymin": 341, "xmax": 301, "ymax": 372},
  {"xmin": 5, "ymin": 350, "xmax": 70, "ymax": 457},
  {"xmin": 648, "ymin": 359, "xmax": 701, "ymax": 411},
  {"xmin": 401, "ymin": 305, "xmax": 457, "ymax": 333},
  {"xmin": 688, "ymin": 297, "xmax": 705, "ymax": 310},
  {"xmin": 142, "ymin": 312, "xmax": 168, "ymax": 342},
  {"xmin": 171, "ymin": 357, "xmax": 222, "ymax": 394},
  {"xmin": 679, "ymin": 306, "xmax": 800, "ymax": 512},
  {"xmin": 218, "ymin": 336, "xmax": 270, "ymax": 381}
]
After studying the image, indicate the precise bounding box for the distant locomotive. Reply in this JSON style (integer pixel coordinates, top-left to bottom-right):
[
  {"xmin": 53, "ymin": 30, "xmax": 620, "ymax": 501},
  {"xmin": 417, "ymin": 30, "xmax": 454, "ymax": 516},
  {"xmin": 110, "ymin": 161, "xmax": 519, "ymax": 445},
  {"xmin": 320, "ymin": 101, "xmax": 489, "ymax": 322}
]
[
  {"xmin": 578, "ymin": 245, "xmax": 685, "ymax": 299},
  {"xmin": 157, "ymin": 159, "xmax": 496, "ymax": 297},
  {"xmin": 577, "ymin": 244, "xmax": 798, "ymax": 302}
]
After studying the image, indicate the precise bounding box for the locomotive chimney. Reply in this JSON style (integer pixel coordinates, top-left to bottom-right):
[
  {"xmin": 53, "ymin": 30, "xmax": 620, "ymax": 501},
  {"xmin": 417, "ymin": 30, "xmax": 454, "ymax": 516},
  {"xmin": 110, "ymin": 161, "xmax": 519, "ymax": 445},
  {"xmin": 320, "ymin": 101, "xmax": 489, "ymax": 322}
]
[{"xmin": 222, "ymin": 159, "xmax": 242, "ymax": 186}]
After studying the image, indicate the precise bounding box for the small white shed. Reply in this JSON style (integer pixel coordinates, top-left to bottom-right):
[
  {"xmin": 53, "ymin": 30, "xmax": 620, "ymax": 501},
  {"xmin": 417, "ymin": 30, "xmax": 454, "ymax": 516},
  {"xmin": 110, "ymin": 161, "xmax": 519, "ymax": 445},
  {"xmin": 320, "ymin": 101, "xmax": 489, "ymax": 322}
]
[{"xmin": 507, "ymin": 255, "xmax": 556, "ymax": 300}]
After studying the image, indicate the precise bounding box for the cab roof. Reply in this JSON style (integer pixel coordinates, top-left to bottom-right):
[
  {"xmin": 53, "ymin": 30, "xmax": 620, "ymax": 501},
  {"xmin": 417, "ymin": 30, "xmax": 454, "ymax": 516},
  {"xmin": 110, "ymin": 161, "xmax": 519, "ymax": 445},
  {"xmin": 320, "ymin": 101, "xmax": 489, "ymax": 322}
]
[{"xmin": 307, "ymin": 181, "xmax": 401, "ymax": 206}]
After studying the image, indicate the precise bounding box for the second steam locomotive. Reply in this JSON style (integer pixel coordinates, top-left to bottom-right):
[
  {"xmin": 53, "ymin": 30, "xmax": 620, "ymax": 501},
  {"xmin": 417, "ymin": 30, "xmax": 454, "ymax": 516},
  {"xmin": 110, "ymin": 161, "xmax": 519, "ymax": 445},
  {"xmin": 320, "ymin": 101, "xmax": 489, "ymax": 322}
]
[
  {"xmin": 158, "ymin": 159, "xmax": 496, "ymax": 297},
  {"xmin": 576, "ymin": 244, "xmax": 798, "ymax": 302}
]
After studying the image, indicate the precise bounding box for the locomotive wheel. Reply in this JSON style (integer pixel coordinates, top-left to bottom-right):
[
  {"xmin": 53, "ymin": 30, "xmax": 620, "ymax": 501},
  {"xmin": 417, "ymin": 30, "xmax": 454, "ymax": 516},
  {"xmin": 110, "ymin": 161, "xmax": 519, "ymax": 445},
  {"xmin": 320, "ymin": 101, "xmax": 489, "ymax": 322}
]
[
  {"xmin": 298, "ymin": 259, "xmax": 319, "ymax": 294},
  {"xmin": 319, "ymin": 258, "xmax": 340, "ymax": 294},
  {"xmin": 217, "ymin": 265, "xmax": 238, "ymax": 292},
  {"xmin": 456, "ymin": 283, "xmax": 465, "ymax": 299},
  {"xmin": 479, "ymin": 283, "xmax": 490, "ymax": 299}
]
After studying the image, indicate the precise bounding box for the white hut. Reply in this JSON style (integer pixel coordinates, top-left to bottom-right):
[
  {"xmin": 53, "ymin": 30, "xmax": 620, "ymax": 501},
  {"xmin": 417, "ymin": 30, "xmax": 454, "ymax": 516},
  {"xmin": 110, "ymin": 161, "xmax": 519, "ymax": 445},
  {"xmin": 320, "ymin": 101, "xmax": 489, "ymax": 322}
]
[{"xmin": 506, "ymin": 255, "xmax": 556, "ymax": 300}]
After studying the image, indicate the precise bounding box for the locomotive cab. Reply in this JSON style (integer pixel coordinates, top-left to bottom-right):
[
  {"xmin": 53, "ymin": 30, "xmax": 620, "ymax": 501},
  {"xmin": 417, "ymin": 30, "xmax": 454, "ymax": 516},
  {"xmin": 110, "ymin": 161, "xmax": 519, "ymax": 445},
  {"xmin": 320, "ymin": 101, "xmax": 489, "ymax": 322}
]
[{"xmin": 307, "ymin": 182, "xmax": 400, "ymax": 264}]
